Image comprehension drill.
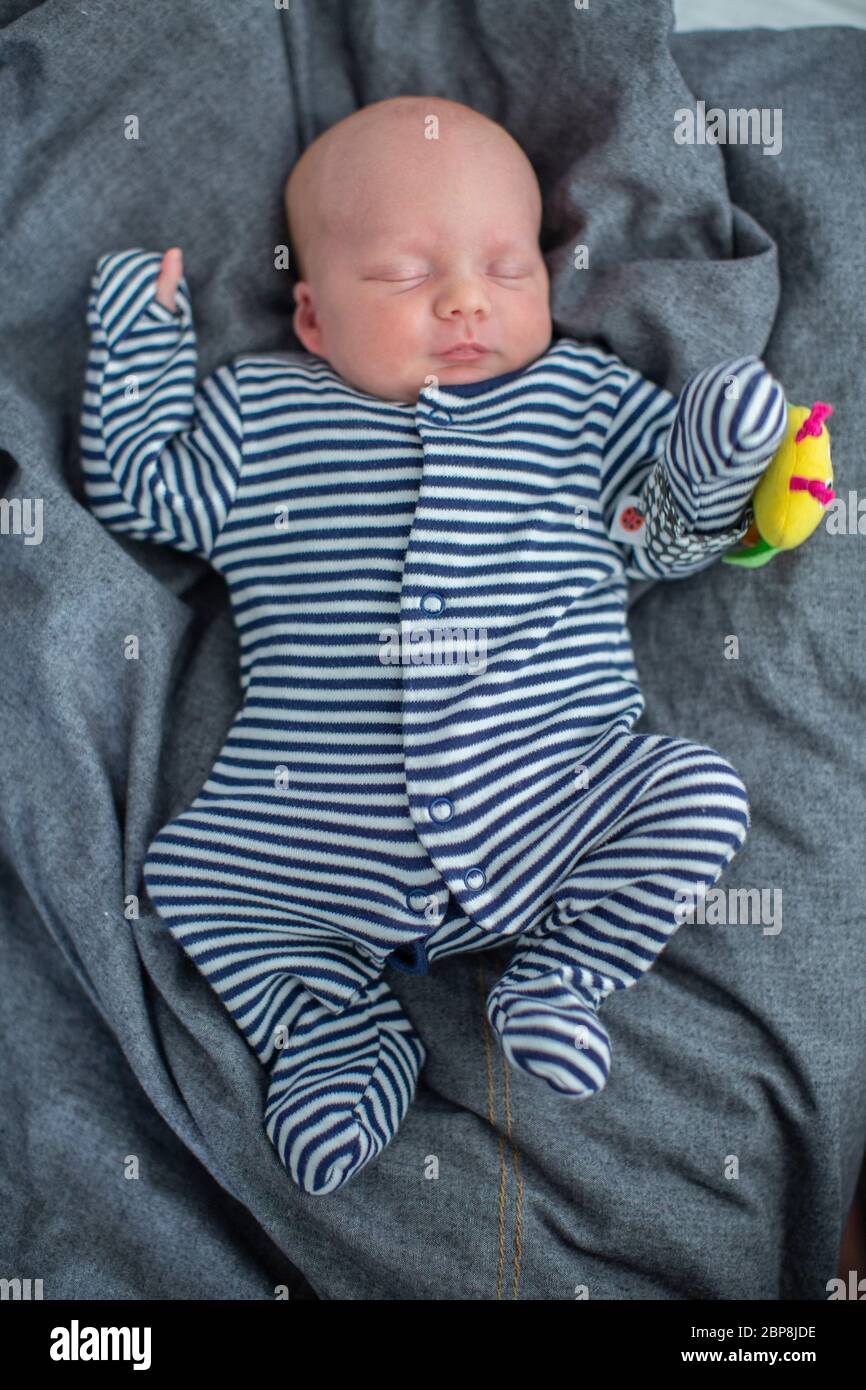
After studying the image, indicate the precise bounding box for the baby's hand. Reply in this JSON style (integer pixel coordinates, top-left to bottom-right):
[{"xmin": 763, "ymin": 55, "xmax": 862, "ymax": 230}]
[
  {"xmin": 154, "ymin": 247, "xmax": 183, "ymax": 313},
  {"xmin": 724, "ymin": 360, "xmax": 786, "ymax": 465}
]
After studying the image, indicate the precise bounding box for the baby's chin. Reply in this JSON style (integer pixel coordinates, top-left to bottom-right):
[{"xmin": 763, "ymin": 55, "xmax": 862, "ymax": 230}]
[{"xmin": 329, "ymin": 352, "xmax": 509, "ymax": 404}]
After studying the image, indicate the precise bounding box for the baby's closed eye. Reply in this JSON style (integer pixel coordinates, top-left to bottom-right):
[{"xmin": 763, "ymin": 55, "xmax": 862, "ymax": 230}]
[
  {"xmin": 364, "ymin": 263, "xmax": 533, "ymax": 286},
  {"xmin": 487, "ymin": 263, "xmax": 533, "ymax": 278}
]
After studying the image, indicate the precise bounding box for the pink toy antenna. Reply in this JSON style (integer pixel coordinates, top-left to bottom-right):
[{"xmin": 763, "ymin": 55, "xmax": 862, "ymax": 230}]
[{"xmin": 795, "ymin": 401, "xmax": 833, "ymax": 443}]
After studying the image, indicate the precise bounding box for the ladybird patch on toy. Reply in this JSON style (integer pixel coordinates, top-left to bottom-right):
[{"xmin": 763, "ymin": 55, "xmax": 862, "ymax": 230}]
[
  {"xmin": 609, "ymin": 494, "xmax": 648, "ymax": 546},
  {"xmin": 723, "ymin": 400, "xmax": 836, "ymax": 567}
]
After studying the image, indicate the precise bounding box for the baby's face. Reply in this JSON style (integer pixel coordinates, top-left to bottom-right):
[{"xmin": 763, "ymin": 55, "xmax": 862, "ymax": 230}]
[{"xmin": 291, "ymin": 116, "xmax": 552, "ymax": 403}]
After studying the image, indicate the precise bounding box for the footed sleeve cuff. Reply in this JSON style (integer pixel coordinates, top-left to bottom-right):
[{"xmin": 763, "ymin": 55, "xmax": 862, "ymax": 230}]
[
  {"xmin": 91, "ymin": 248, "xmax": 192, "ymax": 349},
  {"xmin": 664, "ymin": 356, "xmax": 788, "ymax": 529}
]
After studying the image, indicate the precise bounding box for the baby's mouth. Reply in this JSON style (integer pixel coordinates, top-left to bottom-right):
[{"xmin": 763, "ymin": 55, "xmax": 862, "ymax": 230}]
[{"xmin": 438, "ymin": 343, "xmax": 491, "ymax": 361}]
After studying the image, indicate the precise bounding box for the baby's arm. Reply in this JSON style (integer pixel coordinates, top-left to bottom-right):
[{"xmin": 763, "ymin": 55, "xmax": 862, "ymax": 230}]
[
  {"xmin": 599, "ymin": 356, "xmax": 787, "ymax": 581},
  {"xmin": 79, "ymin": 248, "xmax": 243, "ymax": 561}
]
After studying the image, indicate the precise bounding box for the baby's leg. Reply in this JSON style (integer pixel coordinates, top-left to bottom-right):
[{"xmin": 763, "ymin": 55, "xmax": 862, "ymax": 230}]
[
  {"xmin": 487, "ymin": 734, "xmax": 750, "ymax": 1097},
  {"xmin": 143, "ymin": 874, "xmax": 426, "ymax": 1194},
  {"xmin": 265, "ymin": 972, "xmax": 425, "ymax": 1195}
]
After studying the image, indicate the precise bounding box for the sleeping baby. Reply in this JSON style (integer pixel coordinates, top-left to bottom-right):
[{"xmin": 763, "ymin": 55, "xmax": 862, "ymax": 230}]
[{"xmin": 80, "ymin": 95, "xmax": 787, "ymax": 1196}]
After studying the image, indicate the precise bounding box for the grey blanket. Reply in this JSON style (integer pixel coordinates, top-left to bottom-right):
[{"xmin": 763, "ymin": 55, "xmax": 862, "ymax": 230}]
[{"xmin": 1, "ymin": 0, "xmax": 863, "ymax": 1300}]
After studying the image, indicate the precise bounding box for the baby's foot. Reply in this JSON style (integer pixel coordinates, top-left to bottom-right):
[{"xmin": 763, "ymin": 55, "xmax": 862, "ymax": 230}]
[
  {"xmin": 487, "ymin": 966, "xmax": 612, "ymax": 1098},
  {"xmin": 265, "ymin": 978, "xmax": 425, "ymax": 1195}
]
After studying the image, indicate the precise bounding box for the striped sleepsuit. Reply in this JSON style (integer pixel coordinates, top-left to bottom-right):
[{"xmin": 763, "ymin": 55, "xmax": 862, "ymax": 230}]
[{"xmin": 80, "ymin": 249, "xmax": 787, "ymax": 1195}]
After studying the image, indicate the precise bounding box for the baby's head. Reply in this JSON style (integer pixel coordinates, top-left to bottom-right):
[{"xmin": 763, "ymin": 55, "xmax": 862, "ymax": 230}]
[{"xmin": 285, "ymin": 95, "xmax": 552, "ymax": 403}]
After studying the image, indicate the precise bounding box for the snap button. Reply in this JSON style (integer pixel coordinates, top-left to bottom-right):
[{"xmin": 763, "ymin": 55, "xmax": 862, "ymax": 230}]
[
  {"xmin": 429, "ymin": 796, "xmax": 454, "ymax": 823},
  {"xmin": 406, "ymin": 889, "xmax": 432, "ymax": 914},
  {"xmin": 429, "ymin": 406, "xmax": 452, "ymax": 424},
  {"xmin": 420, "ymin": 592, "xmax": 445, "ymax": 615},
  {"xmin": 464, "ymin": 867, "xmax": 486, "ymax": 892}
]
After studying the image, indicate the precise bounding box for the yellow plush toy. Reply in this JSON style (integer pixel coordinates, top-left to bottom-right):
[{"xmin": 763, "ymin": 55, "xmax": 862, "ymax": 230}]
[{"xmin": 723, "ymin": 401, "xmax": 835, "ymax": 567}]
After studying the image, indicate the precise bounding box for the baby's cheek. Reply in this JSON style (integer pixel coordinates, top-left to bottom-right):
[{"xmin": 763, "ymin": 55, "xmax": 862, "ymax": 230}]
[
  {"xmin": 517, "ymin": 296, "xmax": 554, "ymax": 358},
  {"xmin": 350, "ymin": 298, "xmax": 408, "ymax": 350},
  {"xmin": 368, "ymin": 303, "xmax": 425, "ymax": 369},
  {"xmin": 515, "ymin": 286, "xmax": 552, "ymax": 330},
  {"xmin": 333, "ymin": 305, "xmax": 418, "ymax": 397}
]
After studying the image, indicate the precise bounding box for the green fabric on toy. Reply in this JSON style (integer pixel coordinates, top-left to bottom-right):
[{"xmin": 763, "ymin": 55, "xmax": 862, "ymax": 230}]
[{"xmin": 723, "ymin": 401, "xmax": 835, "ymax": 567}]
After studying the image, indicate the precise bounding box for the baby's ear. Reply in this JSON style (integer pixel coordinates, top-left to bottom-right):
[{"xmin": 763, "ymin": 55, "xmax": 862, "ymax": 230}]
[{"xmin": 291, "ymin": 284, "xmax": 322, "ymax": 355}]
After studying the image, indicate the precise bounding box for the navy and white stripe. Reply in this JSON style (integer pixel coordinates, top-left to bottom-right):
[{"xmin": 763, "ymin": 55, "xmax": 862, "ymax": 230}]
[
  {"xmin": 81, "ymin": 249, "xmax": 770, "ymax": 1191},
  {"xmin": 599, "ymin": 354, "xmax": 787, "ymax": 569},
  {"xmin": 484, "ymin": 729, "xmax": 749, "ymax": 1096},
  {"xmin": 663, "ymin": 355, "xmax": 787, "ymax": 532},
  {"xmin": 82, "ymin": 252, "xmax": 243, "ymax": 558}
]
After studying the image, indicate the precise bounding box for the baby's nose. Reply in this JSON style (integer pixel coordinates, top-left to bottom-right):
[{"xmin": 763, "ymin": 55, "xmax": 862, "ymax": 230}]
[{"xmin": 435, "ymin": 275, "xmax": 490, "ymax": 318}]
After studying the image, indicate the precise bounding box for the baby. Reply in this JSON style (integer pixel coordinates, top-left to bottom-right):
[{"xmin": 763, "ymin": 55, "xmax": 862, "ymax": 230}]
[{"xmin": 80, "ymin": 95, "xmax": 787, "ymax": 1196}]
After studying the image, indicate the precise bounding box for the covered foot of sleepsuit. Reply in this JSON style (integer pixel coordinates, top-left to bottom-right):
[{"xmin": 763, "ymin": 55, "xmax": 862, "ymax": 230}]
[
  {"xmin": 264, "ymin": 976, "xmax": 426, "ymax": 1195},
  {"xmin": 486, "ymin": 963, "xmax": 613, "ymax": 1098}
]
